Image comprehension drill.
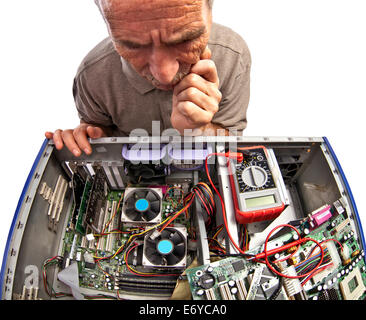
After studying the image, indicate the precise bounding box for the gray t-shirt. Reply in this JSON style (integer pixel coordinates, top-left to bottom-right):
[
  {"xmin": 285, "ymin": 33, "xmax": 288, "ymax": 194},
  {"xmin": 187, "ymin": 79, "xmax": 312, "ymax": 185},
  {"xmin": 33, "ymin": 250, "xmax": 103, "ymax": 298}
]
[{"xmin": 73, "ymin": 23, "xmax": 251, "ymax": 136}]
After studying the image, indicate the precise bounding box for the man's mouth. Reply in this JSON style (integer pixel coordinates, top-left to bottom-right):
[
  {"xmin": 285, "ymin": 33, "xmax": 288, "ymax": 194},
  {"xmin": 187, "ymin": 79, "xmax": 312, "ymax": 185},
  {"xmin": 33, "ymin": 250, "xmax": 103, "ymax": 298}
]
[{"xmin": 144, "ymin": 63, "xmax": 192, "ymax": 91}]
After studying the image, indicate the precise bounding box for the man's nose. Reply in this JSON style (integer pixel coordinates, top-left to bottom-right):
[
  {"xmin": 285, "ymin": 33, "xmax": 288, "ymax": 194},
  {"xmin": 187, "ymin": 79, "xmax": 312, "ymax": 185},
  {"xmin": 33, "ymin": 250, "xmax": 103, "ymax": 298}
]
[{"xmin": 149, "ymin": 47, "xmax": 179, "ymax": 85}]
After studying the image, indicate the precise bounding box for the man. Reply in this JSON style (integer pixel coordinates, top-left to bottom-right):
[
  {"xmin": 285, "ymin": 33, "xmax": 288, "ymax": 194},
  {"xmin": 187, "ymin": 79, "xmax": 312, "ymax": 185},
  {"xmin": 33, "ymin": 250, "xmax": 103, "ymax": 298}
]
[{"xmin": 45, "ymin": 0, "xmax": 251, "ymax": 156}]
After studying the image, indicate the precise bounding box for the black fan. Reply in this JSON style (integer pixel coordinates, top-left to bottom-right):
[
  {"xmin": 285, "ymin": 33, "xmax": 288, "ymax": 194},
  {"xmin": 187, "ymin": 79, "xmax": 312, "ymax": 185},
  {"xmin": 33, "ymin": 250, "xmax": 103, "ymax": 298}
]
[
  {"xmin": 144, "ymin": 228, "xmax": 186, "ymax": 266},
  {"xmin": 124, "ymin": 189, "xmax": 161, "ymax": 222}
]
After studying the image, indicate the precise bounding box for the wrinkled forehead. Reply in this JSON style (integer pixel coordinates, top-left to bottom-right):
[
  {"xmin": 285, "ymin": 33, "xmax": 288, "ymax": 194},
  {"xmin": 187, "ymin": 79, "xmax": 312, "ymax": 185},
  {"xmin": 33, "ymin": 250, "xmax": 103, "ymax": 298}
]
[{"xmin": 100, "ymin": 0, "xmax": 206, "ymax": 34}]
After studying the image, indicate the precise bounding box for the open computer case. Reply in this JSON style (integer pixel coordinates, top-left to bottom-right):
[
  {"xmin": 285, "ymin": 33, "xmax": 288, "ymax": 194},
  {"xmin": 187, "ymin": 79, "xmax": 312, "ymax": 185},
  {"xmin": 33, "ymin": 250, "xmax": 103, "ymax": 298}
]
[{"xmin": 1, "ymin": 136, "xmax": 365, "ymax": 301}]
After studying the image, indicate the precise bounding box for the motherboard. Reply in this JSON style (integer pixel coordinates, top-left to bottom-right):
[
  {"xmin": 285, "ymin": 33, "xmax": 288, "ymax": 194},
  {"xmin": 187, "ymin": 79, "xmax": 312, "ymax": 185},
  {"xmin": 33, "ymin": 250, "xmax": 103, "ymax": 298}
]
[{"xmin": 30, "ymin": 142, "xmax": 366, "ymax": 301}]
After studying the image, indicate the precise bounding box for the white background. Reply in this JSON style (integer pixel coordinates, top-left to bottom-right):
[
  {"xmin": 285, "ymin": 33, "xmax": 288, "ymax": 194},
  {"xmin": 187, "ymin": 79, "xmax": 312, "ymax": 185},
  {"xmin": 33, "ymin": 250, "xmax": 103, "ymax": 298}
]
[{"xmin": 0, "ymin": 1, "xmax": 365, "ymax": 264}]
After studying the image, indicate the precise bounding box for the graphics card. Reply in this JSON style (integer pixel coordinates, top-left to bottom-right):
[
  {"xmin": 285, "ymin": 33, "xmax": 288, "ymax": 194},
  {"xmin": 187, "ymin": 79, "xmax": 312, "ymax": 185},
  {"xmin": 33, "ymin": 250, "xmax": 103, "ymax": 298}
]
[{"xmin": 121, "ymin": 188, "xmax": 163, "ymax": 225}]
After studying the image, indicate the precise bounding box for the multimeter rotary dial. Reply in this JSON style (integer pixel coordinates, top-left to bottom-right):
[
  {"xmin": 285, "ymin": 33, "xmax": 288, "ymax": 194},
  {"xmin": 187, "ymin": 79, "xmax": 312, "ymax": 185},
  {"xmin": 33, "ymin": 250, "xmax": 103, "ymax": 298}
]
[
  {"xmin": 236, "ymin": 149, "xmax": 276, "ymax": 193},
  {"xmin": 241, "ymin": 165, "xmax": 268, "ymax": 188}
]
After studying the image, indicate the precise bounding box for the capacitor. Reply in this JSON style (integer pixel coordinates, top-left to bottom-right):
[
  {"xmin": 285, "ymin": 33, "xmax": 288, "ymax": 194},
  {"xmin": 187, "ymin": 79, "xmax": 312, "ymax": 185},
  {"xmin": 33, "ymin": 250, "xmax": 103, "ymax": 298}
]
[
  {"xmin": 287, "ymin": 256, "xmax": 297, "ymax": 266},
  {"xmin": 207, "ymin": 266, "xmax": 214, "ymax": 273},
  {"xmin": 351, "ymin": 250, "xmax": 360, "ymax": 258},
  {"xmin": 228, "ymin": 280, "xmax": 235, "ymax": 287},
  {"xmin": 231, "ymin": 287, "xmax": 238, "ymax": 295},
  {"xmin": 196, "ymin": 289, "xmax": 205, "ymax": 296}
]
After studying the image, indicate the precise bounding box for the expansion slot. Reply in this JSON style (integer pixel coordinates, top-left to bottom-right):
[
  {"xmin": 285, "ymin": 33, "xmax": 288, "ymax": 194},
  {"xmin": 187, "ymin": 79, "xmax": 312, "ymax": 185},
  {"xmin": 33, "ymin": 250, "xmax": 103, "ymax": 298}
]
[
  {"xmin": 246, "ymin": 265, "xmax": 264, "ymax": 300},
  {"xmin": 236, "ymin": 279, "xmax": 247, "ymax": 300},
  {"xmin": 219, "ymin": 283, "xmax": 234, "ymax": 300}
]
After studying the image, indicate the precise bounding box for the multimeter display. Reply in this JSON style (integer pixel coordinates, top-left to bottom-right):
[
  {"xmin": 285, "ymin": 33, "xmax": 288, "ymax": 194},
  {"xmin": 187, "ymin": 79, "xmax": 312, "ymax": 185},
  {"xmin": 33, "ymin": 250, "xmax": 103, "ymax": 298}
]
[
  {"xmin": 228, "ymin": 146, "xmax": 287, "ymax": 224},
  {"xmin": 245, "ymin": 195, "xmax": 276, "ymax": 208}
]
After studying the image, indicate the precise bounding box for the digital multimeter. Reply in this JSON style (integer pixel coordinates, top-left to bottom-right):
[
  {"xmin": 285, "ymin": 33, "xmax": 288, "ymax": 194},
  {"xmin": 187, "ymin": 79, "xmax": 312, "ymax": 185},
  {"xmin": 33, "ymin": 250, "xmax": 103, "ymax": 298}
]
[{"xmin": 228, "ymin": 146, "xmax": 288, "ymax": 224}]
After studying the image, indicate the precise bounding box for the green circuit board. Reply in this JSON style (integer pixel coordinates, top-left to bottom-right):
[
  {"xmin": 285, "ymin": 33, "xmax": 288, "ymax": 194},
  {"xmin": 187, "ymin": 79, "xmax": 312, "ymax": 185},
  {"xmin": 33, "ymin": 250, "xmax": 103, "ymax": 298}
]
[
  {"xmin": 187, "ymin": 206, "xmax": 366, "ymax": 301},
  {"xmin": 60, "ymin": 186, "xmax": 190, "ymax": 296}
]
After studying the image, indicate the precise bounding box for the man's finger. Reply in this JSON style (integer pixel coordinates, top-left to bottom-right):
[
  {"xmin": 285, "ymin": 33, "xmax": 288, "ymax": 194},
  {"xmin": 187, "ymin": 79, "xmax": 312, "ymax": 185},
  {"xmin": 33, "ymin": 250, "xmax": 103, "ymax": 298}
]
[
  {"xmin": 73, "ymin": 126, "xmax": 93, "ymax": 155},
  {"xmin": 190, "ymin": 59, "xmax": 219, "ymax": 85},
  {"xmin": 176, "ymin": 86, "xmax": 218, "ymax": 114},
  {"xmin": 45, "ymin": 131, "xmax": 54, "ymax": 140},
  {"xmin": 200, "ymin": 46, "xmax": 211, "ymax": 60},
  {"xmin": 61, "ymin": 130, "xmax": 82, "ymax": 157},
  {"xmin": 176, "ymin": 100, "xmax": 214, "ymax": 126},
  {"xmin": 53, "ymin": 129, "xmax": 64, "ymax": 150},
  {"xmin": 86, "ymin": 126, "xmax": 107, "ymax": 139}
]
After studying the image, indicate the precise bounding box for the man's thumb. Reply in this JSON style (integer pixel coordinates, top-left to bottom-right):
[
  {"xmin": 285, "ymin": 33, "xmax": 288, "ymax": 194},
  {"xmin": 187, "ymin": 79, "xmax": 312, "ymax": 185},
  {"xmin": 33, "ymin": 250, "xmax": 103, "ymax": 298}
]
[{"xmin": 200, "ymin": 46, "xmax": 211, "ymax": 60}]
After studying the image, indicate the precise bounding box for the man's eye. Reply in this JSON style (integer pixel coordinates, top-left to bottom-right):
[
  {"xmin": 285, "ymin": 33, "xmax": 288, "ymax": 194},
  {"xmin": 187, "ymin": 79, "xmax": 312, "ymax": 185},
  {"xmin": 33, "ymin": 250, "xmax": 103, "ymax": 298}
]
[{"xmin": 118, "ymin": 41, "xmax": 148, "ymax": 50}]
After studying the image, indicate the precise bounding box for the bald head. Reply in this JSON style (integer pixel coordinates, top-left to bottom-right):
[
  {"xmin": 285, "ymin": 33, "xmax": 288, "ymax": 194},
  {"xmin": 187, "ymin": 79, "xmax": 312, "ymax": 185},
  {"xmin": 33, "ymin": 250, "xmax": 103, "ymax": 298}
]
[{"xmin": 96, "ymin": 0, "xmax": 213, "ymax": 12}]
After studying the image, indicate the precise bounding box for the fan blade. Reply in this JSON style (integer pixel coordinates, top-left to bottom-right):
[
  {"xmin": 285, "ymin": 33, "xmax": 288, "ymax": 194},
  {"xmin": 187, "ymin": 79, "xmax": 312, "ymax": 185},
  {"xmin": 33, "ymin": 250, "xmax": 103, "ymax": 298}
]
[
  {"xmin": 134, "ymin": 189, "xmax": 147, "ymax": 199},
  {"xmin": 143, "ymin": 209, "xmax": 157, "ymax": 221},
  {"xmin": 146, "ymin": 190, "xmax": 158, "ymax": 202},
  {"xmin": 125, "ymin": 196, "xmax": 135, "ymax": 208},
  {"xmin": 148, "ymin": 252, "xmax": 164, "ymax": 265},
  {"xmin": 150, "ymin": 200, "xmax": 160, "ymax": 213},
  {"xmin": 173, "ymin": 243, "xmax": 185, "ymax": 258},
  {"xmin": 166, "ymin": 253, "xmax": 180, "ymax": 266},
  {"xmin": 171, "ymin": 231, "xmax": 184, "ymax": 245},
  {"xmin": 145, "ymin": 245, "xmax": 157, "ymax": 257},
  {"xmin": 125, "ymin": 207, "xmax": 140, "ymax": 221},
  {"xmin": 161, "ymin": 229, "xmax": 172, "ymax": 240}
]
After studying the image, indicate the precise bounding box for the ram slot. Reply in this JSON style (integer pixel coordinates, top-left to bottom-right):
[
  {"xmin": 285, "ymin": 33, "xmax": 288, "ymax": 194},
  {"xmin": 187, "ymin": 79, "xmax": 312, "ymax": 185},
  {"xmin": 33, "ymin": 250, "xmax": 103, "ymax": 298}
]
[
  {"xmin": 106, "ymin": 200, "xmax": 118, "ymax": 253},
  {"xmin": 97, "ymin": 201, "xmax": 111, "ymax": 251}
]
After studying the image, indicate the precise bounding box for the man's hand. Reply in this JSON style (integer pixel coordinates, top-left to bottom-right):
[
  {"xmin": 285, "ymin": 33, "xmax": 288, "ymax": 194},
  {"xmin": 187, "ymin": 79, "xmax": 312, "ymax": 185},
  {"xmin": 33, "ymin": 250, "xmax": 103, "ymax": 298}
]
[
  {"xmin": 45, "ymin": 123, "xmax": 108, "ymax": 156},
  {"xmin": 171, "ymin": 47, "xmax": 223, "ymax": 135}
]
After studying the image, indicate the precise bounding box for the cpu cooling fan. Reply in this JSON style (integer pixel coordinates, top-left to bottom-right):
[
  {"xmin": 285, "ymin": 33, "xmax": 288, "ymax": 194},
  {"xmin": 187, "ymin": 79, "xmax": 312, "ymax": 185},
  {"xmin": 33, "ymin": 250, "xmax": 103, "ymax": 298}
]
[
  {"xmin": 143, "ymin": 227, "xmax": 187, "ymax": 268},
  {"xmin": 121, "ymin": 188, "xmax": 162, "ymax": 224}
]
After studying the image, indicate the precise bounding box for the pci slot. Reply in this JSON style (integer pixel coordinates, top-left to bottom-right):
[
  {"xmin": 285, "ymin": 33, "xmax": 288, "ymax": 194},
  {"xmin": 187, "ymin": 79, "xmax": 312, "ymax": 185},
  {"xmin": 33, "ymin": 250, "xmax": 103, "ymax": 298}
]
[
  {"xmin": 205, "ymin": 288, "xmax": 216, "ymax": 300},
  {"xmin": 236, "ymin": 279, "xmax": 247, "ymax": 300},
  {"xmin": 219, "ymin": 283, "xmax": 234, "ymax": 300}
]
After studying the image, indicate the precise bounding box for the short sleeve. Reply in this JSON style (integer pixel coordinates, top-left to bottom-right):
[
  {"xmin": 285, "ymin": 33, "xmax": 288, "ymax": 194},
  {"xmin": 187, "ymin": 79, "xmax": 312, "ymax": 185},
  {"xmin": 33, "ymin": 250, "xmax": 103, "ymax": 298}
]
[
  {"xmin": 73, "ymin": 71, "xmax": 115, "ymax": 127},
  {"xmin": 212, "ymin": 60, "xmax": 251, "ymax": 134},
  {"xmin": 208, "ymin": 24, "xmax": 252, "ymax": 135}
]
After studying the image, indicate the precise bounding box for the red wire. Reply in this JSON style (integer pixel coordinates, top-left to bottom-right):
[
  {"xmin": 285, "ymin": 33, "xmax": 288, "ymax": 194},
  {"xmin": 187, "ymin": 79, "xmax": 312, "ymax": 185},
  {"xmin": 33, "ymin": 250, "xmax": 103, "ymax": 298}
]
[
  {"xmin": 320, "ymin": 238, "xmax": 344, "ymax": 251},
  {"xmin": 204, "ymin": 153, "xmax": 326, "ymax": 280},
  {"xmin": 301, "ymin": 263, "xmax": 334, "ymax": 285},
  {"xmin": 261, "ymin": 224, "xmax": 325, "ymax": 279},
  {"xmin": 205, "ymin": 153, "xmax": 247, "ymax": 255}
]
